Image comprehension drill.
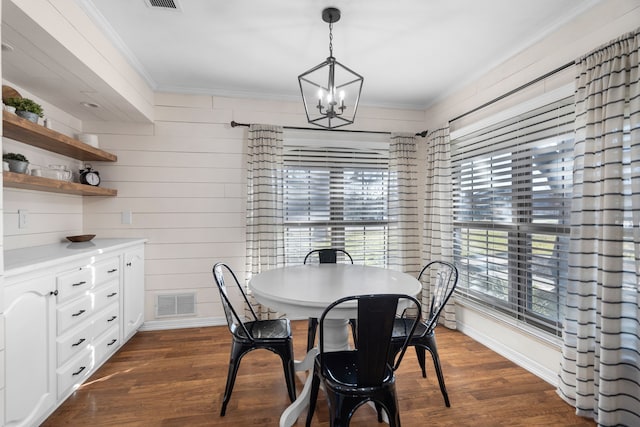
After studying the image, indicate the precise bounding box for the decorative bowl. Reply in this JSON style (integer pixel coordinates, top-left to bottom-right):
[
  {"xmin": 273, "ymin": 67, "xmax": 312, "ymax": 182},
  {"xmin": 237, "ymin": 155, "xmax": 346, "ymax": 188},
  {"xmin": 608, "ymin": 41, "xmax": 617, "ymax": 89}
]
[{"xmin": 66, "ymin": 234, "xmax": 96, "ymax": 242}]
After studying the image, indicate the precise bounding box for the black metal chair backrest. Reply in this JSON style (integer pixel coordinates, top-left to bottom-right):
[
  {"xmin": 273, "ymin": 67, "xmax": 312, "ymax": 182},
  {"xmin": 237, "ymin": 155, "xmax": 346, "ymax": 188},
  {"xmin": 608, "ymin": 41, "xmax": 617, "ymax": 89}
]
[
  {"xmin": 304, "ymin": 248, "xmax": 354, "ymax": 264},
  {"xmin": 212, "ymin": 262, "xmax": 258, "ymax": 341},
  {"xmin": 418, "ymin": 261, "xmax": 458, "ymax": 334},
  {"xmin": 318, "ymin": 294, "xmax": 421, "ymax": 386}
]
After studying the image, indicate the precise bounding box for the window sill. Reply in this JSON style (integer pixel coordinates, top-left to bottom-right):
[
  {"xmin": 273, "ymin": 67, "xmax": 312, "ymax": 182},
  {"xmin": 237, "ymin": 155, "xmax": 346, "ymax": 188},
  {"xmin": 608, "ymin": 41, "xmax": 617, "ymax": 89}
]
[{"xmin": 455, "ymin": 296, "xmax": 563, "ymax": 349}]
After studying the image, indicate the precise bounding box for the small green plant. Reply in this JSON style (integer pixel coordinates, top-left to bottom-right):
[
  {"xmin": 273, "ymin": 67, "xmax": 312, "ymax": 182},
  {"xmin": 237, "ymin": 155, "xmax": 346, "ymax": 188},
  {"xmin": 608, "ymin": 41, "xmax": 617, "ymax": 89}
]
[
  {"xmin": 3, "ymin": 152, "xmax": 28, "ymax": 162},
  {"xmin": 4, "ymin": 97, "xmax": 44, "ymax": 117}
]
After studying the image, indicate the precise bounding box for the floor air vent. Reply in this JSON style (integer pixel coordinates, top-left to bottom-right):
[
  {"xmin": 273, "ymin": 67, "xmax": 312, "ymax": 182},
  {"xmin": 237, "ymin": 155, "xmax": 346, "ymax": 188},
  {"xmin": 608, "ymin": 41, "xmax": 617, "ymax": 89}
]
[
  {"xmin": 156, "ymin": 293, "xmax": 196, "ymax": 317},
  {"xmin": 145, "ymin": 0, "xmax": 181, "ymax": 11}
]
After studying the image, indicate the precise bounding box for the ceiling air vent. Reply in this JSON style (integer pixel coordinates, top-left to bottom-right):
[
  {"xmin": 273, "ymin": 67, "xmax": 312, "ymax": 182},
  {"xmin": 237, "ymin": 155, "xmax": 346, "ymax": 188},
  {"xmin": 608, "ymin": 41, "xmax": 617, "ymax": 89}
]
[{"xmin": 145, "ymin": 0, "xmax": 181, "ymax": 11}]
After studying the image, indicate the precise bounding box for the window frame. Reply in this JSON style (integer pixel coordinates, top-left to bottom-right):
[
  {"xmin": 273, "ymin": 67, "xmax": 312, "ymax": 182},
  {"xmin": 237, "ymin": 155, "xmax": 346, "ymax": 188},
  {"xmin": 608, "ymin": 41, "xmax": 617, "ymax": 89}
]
[
  {"xmin": 282, "ymin": 131, "xmax": 391, "ymax": 266},
  {"xmin": 450, "ymin": 86, "xmax": 575, "ymax": 336}
]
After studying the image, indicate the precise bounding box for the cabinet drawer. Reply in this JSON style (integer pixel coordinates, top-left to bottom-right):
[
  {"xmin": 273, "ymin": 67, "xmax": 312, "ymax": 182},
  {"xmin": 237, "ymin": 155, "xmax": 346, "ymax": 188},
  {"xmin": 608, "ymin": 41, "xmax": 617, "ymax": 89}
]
[
  {"xmin": 56, "ymin": 267, "xmax": 93, "ymax": 303},
  {"xmin": 94, "ymin": 281, "xmax": 120, "ymax": 312},
  {"xmin": 94, "ymin": 326, "xmax": 120, "ymax": 367},
  {"xmin": 57, "ymin": 294, "xmax": 93, "ymax": 334},
  {"xmin": 93, "ymin": 303, "xmax": 120, "ymax": 338},
  {"xmin": 94, "ymin": 257, "xmax": 120, "ymax": 286},
  {"xmin": 57, "ymin": 347, "xmax": 93, "ymax": 399},
  {"xmin": 57, "ymin": 320, "xmax": 93, "ymax": 367}
]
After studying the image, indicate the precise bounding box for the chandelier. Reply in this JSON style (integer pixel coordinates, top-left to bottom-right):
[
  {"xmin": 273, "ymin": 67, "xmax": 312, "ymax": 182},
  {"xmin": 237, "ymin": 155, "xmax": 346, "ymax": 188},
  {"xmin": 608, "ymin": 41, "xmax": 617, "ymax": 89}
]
[{"xmin": 298, "ymin": 7, "xmax": 363, "ymax": 129}]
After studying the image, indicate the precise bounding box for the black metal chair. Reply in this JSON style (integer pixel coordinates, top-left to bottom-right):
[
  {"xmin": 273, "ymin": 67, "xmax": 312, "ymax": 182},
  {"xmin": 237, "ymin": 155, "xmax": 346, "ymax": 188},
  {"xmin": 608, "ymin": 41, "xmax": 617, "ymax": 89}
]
[
  {"xmin": 306, "ymin": 294, "xmax": 421, "ymax": 427},
  {"xmin": 212, "ymin": 262, "xmax": 296, "ymax": 416},
  {"xmin": 303, "ymin": 248, "xmax": 354, "ymax": 264},
  {"xmin": 303, "ymin": 248, "xmax": 356, "ymax": 351},
  {"xmin": 389, "ymin": 260, "xmax": 458, "ymax": 407}
]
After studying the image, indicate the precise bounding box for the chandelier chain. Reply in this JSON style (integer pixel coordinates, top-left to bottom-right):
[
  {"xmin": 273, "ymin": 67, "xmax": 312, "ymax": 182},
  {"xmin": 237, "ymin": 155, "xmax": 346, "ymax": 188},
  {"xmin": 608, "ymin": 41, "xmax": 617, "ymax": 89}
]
[{"xmin": 329, "ymin": 21, "xmax": 333, "ymax": 57}]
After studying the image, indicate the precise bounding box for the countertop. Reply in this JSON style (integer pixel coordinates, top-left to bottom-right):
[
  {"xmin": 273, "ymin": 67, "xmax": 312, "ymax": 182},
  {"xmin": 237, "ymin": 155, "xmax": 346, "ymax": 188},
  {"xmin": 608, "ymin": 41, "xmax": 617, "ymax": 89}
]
[{"xmin": 4, "ymin": 238, "xmax": 147, "ymax": 276}]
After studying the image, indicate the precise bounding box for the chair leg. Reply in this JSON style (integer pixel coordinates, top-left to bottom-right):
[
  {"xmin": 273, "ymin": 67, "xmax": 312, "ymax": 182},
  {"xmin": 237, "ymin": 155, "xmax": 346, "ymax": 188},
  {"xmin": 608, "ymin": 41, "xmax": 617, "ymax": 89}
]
[
  {"xmin": 414, "ymin": 345, "xmax": 427, "ymax": 378},
  {"xmin": 424, "ymin": 334, "xmax": 450, "ymax": 407},
  {"xmin": 220, "ymin": 341, "xmax": 243, "ymax": 416},
  {"xmin": 281, "ymin": 343, "xmax": 297, "ymax": 403},
  {"xmin": 374, "ymin": 402, "xmax": 384, "ymax": 423},
  {"xmin": 306, "ymin": 367, "xmax": 321, "ymax": 427},
  {"xmin": 307, "ymin": 317, "xmax": 318, "ymax": 351},
  {"xmin": 380, "ymin": 395, "xmax": 401, "ymax": 427}
]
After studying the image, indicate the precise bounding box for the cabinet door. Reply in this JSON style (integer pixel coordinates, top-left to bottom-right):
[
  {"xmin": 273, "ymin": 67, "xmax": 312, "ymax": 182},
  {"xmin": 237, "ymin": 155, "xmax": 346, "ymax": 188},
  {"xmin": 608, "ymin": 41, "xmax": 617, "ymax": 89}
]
[
  {"xmin": 123, "ymin": 246, "xmax": 145, "ymax": 340},
  {"xmin": 4, "ymin": 275, "xmax": 57, "ymax": 427}
]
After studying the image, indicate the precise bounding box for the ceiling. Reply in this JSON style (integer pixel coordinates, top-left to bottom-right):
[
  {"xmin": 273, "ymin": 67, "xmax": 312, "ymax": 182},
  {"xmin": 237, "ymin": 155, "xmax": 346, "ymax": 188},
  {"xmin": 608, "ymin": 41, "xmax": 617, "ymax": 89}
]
[
  {"xmin": 79, "ymin": 0, "xmax": 599, "ymax": 111},
  {"xmin": 0, "ymin": 0, "xmax": 599, "ymax": 122}
]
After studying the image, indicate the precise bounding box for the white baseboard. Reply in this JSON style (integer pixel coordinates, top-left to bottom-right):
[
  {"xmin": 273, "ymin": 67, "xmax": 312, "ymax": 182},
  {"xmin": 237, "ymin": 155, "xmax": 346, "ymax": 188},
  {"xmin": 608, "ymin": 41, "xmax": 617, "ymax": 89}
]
[
  {"xmin": 139, "ymin": 317, "xmax": 227, "ymax": 331},
  {"xmin": 457, "ymin": 307, "xmax": 560, "ymax": 387}
]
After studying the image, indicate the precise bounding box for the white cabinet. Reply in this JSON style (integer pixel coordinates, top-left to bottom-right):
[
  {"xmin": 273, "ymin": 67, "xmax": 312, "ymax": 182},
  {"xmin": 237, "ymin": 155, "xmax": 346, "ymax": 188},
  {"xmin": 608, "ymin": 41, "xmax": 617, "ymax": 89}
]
[
  {"xmin": 4, "ymin": 274, "xmax": 57, "ymax": 427},
  {"xmin": 123, "ymin": 247, "xmax": 145, "ymax": 340},
  {"xmin": 3, "ymin": 238, "xmax": 145, "ymax": 427}
]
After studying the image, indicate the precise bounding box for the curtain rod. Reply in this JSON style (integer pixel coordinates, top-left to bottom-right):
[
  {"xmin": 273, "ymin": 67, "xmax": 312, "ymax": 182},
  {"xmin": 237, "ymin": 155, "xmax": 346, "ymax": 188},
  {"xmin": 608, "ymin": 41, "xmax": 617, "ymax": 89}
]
[
  {"xmin": 230, "ymin": 121, "xmax": 428, "ymax": 138},
  {"xmin": 450, "ymin": 60, "xmax": 575, "ymax": 123}
]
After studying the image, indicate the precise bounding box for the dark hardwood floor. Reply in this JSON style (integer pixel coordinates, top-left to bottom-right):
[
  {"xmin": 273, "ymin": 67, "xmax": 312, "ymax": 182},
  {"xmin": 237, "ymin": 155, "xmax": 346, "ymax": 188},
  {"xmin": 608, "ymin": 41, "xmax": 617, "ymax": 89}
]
[{"xmin": 42, "ymin": 320, "xmax": 595, "ymax": 426}]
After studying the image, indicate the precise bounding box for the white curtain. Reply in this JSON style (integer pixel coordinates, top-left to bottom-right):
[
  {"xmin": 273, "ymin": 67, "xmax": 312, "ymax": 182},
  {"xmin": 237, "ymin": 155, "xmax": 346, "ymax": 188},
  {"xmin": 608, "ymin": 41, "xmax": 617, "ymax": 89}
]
[
  {"xmin": 558, "ymin": 28, "xmax": 640, "ymax": 425},
  {"xmin": 244, "ymin": 124, "xmax": 286, "ymax": 320},
  {"xmin": 422, "ymin": 127, "xmax": 456, "ymax": 328},
  {"xmin": 388, "ymin": 133, "xmax": 421, "ymax": 277}
]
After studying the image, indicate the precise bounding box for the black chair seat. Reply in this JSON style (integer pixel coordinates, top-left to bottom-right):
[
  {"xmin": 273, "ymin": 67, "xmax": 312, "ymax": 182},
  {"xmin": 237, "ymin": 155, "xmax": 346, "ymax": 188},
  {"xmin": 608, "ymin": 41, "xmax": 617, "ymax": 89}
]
[
  {"xmin": 236, "ymin": 319, "xmax": 291, "ymax": 340},
  {"xmin": 392, "ymin": 318, "xmax": 428, "ymax": 338},
  {"xmin": 320, "ymin": 352, "xmax": 394, "ymax": 390}
]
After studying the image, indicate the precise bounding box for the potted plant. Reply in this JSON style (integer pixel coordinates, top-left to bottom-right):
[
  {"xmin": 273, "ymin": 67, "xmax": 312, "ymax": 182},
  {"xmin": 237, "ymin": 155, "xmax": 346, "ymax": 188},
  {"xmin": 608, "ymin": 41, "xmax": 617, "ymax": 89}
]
[
  {"xmin": 3, "ymin": 152, "xmax": 29, "ymax": 173},
  {"xmin": 3, "ymin": 97, "xmax": 43, "ymax": 123}
]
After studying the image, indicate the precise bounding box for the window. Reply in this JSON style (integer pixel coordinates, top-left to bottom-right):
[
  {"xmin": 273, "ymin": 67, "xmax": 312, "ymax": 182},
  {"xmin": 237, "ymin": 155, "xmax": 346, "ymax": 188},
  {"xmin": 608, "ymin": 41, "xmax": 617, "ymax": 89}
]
[
  {"xmin": 451, "ymin": 95, "xmax": 575, "ymax": 335},
  {"xmin": 283, "ymin": 135, "xmax": 390, "ymax": 266}
]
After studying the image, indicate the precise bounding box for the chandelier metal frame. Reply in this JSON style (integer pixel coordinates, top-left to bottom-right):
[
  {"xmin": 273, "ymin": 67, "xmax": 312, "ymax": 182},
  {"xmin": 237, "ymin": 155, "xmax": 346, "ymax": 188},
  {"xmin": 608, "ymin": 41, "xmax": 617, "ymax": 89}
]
[{"xmin": 298, "ymin": 7, "xmax": 364, "ymax": 129}]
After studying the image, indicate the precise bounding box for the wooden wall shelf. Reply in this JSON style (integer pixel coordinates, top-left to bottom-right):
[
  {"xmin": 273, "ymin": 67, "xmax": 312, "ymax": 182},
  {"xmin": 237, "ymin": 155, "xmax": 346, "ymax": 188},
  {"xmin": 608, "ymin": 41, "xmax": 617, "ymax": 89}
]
[
  {"xmin": 3, "ymin": 172, "xmax": 117, "ymax": 196},
  {"xmin": 3, "ymin": 110, "xmax": 117, "ymax": 162},
  {"xmin": 3, "ymin": 110, "xmax": 118, "ymax": 196}
]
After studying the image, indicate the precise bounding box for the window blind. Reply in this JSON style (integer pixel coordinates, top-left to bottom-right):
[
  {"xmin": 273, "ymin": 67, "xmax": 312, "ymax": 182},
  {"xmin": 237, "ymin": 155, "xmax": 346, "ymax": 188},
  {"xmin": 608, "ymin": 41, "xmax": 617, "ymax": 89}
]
[
  {"xmin": 283, "ymin": 142, "xmax": 390, "ymax": 266},
  {"xmin": 451, "ymin": 95, "xmax": 575, "ymax": 335}
]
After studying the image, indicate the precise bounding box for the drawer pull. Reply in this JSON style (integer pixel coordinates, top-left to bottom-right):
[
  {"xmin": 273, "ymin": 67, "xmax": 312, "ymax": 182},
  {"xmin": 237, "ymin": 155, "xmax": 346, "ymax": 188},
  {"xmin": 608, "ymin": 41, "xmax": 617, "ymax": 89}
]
[
  {"xmin": 50, "ymin": 290, "xmax": 59, "ymax": 296},
  {"xmin": 107, "ymin": 268, "xmax": 118, "ymax": 273},
  {"xmin": 107, "ymin": 292, "xmax": 118, "ymax": 298},
  {"xmin": 72, "ymin": 281, "xmax": 87, "ymax": 287},
  {"xmin": 72, "ymin": 366, "xmax": 86, "ymax": 376},
  {"xmin": 126, "ymin": 262, "xmax": 132, "ymax": 267},
  {"xmin": 72, "ymin": 338, "xmax": 86, "ymax": 347},
  {"xmin": 72, "ymin": 309, "xmax": 86, "ymax": 317},
  {"xmin": 107, "ymin": 316, "xmax": 117, "ymax": 322},
  {"xmin": 107, "ymin": 339, "xmax": 118, "ymax": 346}
]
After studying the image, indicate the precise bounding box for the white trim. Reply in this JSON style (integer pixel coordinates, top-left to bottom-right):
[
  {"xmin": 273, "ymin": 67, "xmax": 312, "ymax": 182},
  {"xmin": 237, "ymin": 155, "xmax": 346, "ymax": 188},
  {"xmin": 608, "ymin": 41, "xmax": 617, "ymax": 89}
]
[
  {"xmin": 450, "ymin": 83, "xmax": 574, "ymax": 140},
  {"xmin": 138, "ymin": 317, "xmax": 226, "ymax": 331},
  {"xmin": 77, "ymin": 0, "xmax": 158, "ymax": 90},
  {"xmin": 455, "ymin": 299, "xmax": 561, "ymax": 386}
]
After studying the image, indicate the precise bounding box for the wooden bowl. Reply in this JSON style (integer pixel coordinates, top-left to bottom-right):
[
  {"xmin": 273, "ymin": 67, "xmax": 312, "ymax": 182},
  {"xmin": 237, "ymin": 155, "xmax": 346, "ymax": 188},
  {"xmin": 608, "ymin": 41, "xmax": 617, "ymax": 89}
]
[{"xmin": 66, "ymin": 234, "xmax": 96, "ymax": 242}]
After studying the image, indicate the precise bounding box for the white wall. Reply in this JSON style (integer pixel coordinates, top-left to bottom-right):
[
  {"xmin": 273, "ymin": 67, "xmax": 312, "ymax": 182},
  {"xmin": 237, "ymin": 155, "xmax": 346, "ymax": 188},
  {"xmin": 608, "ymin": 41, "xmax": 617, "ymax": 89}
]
[
  {"xmin": 81, "ymin": 95, "xmax": 425, "ymax": 330},
  {"xmin": 418, "ymin": 0, "xmax": 640, "ymax": 384}
]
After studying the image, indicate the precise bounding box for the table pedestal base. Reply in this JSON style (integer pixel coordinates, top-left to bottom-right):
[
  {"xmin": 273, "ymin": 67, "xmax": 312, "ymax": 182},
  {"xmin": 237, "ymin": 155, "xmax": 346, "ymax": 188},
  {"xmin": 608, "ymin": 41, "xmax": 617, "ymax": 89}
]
[{"xmin": 279, "ymin": 319, "xmax": 349, "ymax": 427}]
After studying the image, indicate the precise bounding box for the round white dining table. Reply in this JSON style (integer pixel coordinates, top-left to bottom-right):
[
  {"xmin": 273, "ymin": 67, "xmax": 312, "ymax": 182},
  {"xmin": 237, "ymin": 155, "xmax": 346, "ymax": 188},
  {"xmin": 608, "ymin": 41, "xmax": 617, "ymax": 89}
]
[{"xmin": 248, "ymin": 263, "xmax": 422, "ymax": 427}]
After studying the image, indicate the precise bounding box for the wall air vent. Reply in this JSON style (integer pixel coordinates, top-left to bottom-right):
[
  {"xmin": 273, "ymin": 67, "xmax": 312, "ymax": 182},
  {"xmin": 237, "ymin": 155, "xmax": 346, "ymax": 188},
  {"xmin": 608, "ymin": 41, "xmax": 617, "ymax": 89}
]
[
  {"xmin": 145, "ymin": 0, "xmax": 181, "ymax": 11},
  {"xmin": 156, "ymin": 293, "xmax": 196, "ymax": 317}
]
